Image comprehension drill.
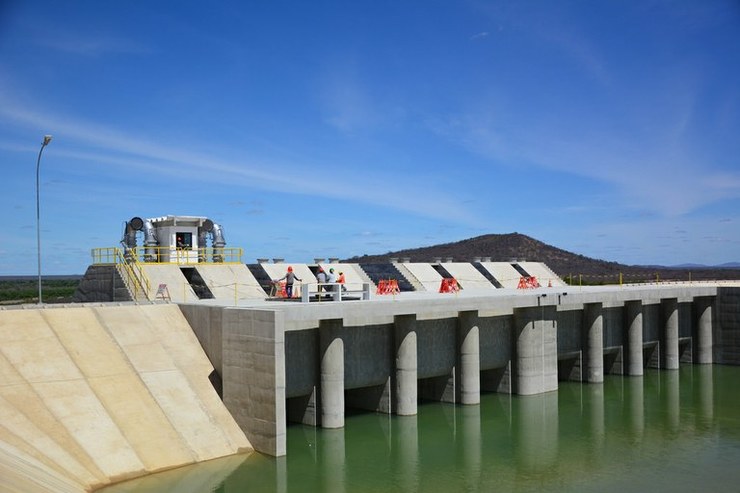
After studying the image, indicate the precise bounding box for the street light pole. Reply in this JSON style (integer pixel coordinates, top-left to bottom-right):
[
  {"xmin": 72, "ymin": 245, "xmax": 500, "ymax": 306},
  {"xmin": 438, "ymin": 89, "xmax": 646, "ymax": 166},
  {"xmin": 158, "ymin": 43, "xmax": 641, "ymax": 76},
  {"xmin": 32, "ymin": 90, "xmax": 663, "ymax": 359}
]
[{"xmin": 36, "ymin": 135, "xmax": 53, "ymax": 304}]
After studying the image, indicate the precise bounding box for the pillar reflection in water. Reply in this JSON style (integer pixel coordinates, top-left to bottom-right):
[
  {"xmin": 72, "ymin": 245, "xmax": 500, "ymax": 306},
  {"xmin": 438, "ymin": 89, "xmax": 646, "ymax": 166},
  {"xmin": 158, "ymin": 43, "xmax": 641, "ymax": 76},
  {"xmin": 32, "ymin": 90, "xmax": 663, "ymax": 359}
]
[
  {"xmin": 514, "ymin": 391, "xmax": 558, "ymax": 471},
  {"xmin": 695, "ymin": 365, "xmax": 714, "ymax": 426},
  {"xmin": 459, "ymin": 404, "xmax": 481, "ymax": 489},
  {"xmin": 585, "ymin": 383, "xmax": 605, "ymax": 448},
  {"xmin": 319, "ymin": 428, "xmax": 345, "ymax": 493},
  {"xmin": 664, "ymin": 370, "xmax": 680, "ymax": 433},
  {"xmin": 627, "ymin": 377, "xmax": 645, "ymax": 439},
  {"xmin": 392, "ymin": 415, "xmax": 419, "ymax": 493}
]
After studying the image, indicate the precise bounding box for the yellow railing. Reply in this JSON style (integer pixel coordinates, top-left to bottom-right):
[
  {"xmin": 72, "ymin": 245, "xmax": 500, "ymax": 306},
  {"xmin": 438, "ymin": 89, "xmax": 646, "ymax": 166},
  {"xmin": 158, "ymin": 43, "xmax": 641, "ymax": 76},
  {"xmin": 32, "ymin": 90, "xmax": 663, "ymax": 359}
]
[
  {"xmin": 91, "ymin": 246, "xmax": 243, "ymax": 265},
  {"xmin": 114, "ymin": 248, "xmax": 151, "ymax": 301}
]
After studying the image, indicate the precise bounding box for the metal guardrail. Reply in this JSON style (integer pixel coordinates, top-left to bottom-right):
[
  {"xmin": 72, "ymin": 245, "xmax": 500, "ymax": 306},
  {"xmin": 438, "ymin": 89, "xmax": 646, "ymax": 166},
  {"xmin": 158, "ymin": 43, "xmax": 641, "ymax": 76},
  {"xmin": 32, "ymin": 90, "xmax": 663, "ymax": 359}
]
[
  {"xmin": 91, "ymin": 246, "xmax": 243, "ymax": 265},
  {"xmin": 114, "ymin": 249, "xmax": 150, "ymax": 301}
]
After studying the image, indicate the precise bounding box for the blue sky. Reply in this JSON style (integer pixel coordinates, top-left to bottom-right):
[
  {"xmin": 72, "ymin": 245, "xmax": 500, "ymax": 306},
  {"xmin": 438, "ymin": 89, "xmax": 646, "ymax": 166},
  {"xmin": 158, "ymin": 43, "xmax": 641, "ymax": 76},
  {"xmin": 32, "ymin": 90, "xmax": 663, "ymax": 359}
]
[{"xmin": 1, "ymin": 1, "xmax": 739, "ymax": 275}]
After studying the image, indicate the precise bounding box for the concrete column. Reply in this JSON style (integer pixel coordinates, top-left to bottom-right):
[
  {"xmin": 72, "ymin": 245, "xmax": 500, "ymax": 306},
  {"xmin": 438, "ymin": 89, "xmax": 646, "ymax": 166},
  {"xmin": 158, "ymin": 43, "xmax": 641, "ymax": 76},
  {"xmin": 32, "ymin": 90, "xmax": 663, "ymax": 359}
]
[
  {"xmin": 457, "ymin": 310, "xmax": 480, "ymax": 405},
  {"xmin": 319, "ymin": 318, "xmax": 344, "ymax": 429},
  {"xmin": 662, "ymin": 298, "xmax": 679, "ymax": 370},
  {"xmin": 222, "ymin": 308, "xmax": 286, "ymax": 456},
  {"xmin": 694, "ymin": 296, "xmax": 714, "ymax": 364},
  {"xmin": 514, "ymin": 305, "xmax": 558, "ymax": 395},
  {"xmin": 583, "ymin": 302, "xmax": 604, "ymax": 383},
  {"xmin": 624, "ymin": 300, "xmax": 644, "ymax": 376},
  {"xmin": 394, "ymin": 314, "xmax": 417, "ymax": 416}
]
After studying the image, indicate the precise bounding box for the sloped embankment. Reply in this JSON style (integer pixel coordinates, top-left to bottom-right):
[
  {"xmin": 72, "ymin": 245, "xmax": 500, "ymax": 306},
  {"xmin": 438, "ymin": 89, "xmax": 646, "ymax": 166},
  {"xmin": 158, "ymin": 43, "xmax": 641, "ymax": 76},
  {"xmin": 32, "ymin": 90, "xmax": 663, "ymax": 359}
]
[{"xmin": 0, "ymin": 304, "xmax": 252, "ymax": 492}]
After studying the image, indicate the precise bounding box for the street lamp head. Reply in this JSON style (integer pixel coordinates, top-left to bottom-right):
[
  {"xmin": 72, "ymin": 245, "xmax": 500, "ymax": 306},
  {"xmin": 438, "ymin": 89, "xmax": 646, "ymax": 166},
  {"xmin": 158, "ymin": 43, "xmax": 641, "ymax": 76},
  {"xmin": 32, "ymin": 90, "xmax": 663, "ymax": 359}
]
[{"xmin": 42, "ymin": 135, "xmax": 52, "ymax": 146}]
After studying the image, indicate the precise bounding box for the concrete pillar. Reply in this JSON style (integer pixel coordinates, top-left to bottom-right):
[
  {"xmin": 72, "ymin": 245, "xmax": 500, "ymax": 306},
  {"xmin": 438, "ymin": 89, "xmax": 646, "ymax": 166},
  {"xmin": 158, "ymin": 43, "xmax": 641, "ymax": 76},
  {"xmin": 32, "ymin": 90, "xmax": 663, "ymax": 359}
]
[
  {"xmin": 457, "ymin": 310, "xmax": 480, "ymax": 405},
  {"xmin": 583, "ymin": 302, "xmax": 604, "ymax": 383},
  {"xmin": 514, "ymin": 305, "xmax": 558, "ymax": 395},
  {"xmin": 624, "ymin": 300, "xmax": 644, "ymax": 376},
  {"xmin": 662, "ymin": 298, "xmax": 679, "ymax": 370},
  {"xmin": 694, "ymin": 296, "xmax": 714, "ymax": 364},
  {"xmin": 319, "ymin": 318, "xmax": 344, "ymax": 429},
  {"xmin": 394, "ymin": 314, "xmax": 417, "ymax": 416}
]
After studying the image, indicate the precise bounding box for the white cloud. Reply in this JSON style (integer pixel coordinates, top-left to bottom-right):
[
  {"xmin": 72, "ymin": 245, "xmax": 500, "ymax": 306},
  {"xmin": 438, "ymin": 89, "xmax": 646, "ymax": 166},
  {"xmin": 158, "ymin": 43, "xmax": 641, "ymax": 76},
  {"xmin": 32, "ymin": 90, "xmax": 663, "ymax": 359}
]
[{"xmin": 0, "ymin": 94, "xmax": 476, "ymax": 225}]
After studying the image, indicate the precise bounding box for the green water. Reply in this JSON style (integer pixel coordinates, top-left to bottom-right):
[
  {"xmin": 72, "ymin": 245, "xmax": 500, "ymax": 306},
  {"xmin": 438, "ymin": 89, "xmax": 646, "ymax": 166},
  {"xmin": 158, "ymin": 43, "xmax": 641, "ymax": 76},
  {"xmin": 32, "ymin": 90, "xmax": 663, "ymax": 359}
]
[{"xmin": 105, "ymin": 365, "xmax": 740, "ymax": 492}]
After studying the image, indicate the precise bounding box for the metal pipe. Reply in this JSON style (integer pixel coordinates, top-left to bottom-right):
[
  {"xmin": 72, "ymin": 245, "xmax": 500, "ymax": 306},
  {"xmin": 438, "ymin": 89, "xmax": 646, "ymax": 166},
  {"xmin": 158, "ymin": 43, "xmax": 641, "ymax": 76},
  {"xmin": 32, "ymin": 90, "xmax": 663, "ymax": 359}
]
[{"xmin": 211, "ymin": 222, "xmax": 226, "ymax": 262}]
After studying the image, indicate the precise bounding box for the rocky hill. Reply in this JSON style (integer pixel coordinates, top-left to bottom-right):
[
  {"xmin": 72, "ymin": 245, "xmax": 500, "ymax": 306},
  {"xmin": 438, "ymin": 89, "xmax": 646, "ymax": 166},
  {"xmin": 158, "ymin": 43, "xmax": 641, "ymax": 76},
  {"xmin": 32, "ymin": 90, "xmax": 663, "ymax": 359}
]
[{"xmin": 346, "ymin": 233, "xmax": 740, "ymax": 283}]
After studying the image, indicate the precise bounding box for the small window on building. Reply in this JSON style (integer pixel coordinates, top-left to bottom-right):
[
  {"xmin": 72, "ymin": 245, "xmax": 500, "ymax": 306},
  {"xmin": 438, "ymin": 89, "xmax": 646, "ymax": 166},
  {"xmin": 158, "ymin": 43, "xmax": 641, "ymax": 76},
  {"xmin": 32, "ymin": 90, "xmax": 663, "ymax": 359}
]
[{"xmin": 176, "ymin": 232, "xmax": 193, "ymax": 249}]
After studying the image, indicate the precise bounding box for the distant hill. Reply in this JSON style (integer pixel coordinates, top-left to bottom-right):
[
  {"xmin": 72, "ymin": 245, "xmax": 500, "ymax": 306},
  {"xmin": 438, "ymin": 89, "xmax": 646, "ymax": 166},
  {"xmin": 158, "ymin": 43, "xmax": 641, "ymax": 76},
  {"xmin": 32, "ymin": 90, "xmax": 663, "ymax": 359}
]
[{"xmin": 346, "ymin": 233, "xmax": 740, "ymax": 282}]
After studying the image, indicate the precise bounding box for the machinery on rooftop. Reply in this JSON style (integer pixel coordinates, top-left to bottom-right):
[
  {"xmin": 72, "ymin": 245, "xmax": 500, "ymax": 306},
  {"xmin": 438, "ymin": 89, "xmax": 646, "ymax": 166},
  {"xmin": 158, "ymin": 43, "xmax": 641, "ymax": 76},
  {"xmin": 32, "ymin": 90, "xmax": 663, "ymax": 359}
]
[{"xmin": 120, "ymin": 215, "xmax": 229, "ymax": 264}]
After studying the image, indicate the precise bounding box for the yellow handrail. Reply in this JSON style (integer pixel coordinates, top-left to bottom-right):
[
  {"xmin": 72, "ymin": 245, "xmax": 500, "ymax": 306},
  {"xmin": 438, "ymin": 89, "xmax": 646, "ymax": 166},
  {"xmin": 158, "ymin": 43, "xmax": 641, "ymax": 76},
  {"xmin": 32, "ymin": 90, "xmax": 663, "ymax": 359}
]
[
  {"xmin": 114, "ymin": 248, "xmax": 151, "ymax": 300},
  {"xmin": 91, "ymin": 246, "xmax": 243, "ymax": 265}
]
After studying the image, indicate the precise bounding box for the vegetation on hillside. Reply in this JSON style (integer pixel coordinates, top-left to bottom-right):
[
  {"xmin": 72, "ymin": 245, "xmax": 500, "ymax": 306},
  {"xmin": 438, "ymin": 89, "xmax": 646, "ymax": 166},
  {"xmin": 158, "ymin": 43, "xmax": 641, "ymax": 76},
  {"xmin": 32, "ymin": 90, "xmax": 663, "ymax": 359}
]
[{"xmin": 346, "ymin": 233, "xmax": 740, "ymax": 284}]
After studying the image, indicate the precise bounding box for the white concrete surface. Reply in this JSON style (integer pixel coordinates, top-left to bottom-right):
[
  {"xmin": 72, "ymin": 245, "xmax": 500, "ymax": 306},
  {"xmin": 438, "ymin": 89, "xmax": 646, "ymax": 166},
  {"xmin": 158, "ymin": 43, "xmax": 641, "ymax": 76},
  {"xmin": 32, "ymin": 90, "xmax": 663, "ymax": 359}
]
[
  {"xmin": 517, "ymin": 262, "xmax": 566, "ymax": 287},
  {"xmin": 479, "ymin": 262, "xmax": 523, "ymax": 289},
  {"xmin": 260, "ymin": 263, "xmax": 315, "ymax": 298},
  {"xmin": 441, "ymin": 263, "xmax": 497, "ymax": 291},
  {"xmin": 195, "ymin": 264, "xmax": 266, "ymax": 301},
  {"xmin": 398, "ymin": 263, "xmax": 445, "ymax": 292},
  {"xmin": 141, "ymin": 265, "xmax": 199, "ymax": 302},
  {"xmin": 0, "ymin": 305, "xmax": 252, "ymax": 493},
  {"xmin": 319, "ymin": 263, "xmax": 373, "ymax": 292}
]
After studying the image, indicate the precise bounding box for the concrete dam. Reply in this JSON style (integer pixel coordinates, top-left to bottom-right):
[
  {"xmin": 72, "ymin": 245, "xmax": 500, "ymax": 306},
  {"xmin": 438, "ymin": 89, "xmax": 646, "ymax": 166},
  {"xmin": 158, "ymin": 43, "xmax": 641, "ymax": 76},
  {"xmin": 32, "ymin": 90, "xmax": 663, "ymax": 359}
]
[
  {"xmin": 4, "ymin": 215, "xmax": 740, "ymax": 491},
  {"xmin": 4, "ymin": 275, "xmax": 740, "ymax": 491}
]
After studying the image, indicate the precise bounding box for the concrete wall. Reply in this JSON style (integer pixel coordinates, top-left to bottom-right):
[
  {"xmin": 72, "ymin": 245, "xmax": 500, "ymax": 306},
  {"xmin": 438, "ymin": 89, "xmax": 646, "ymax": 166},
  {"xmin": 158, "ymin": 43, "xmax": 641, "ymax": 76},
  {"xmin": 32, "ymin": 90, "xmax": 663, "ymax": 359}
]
[
  {"xmin": 717, "ymin": 287, "xmax": 740, "ymax": 364},
  {"xmin": 179, "ymin": 283, "xmax": 730, "ymax": 459}
]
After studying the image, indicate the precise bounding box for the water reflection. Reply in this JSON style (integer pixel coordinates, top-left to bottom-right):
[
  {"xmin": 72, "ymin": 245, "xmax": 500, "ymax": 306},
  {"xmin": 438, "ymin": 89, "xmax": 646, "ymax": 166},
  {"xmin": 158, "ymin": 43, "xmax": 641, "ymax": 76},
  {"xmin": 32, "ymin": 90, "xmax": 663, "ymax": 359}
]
[{"xmin": 107, "ymin": 366, "xmax": 740, "ymax": 492}]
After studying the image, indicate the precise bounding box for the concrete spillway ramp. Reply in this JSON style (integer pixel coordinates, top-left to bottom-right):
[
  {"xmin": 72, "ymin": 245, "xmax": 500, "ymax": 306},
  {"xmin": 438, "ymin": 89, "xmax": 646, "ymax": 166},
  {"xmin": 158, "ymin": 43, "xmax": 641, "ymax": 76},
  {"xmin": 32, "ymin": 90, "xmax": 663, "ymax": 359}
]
[
  {"xmin": 478, "ymin": 262, "xmax": 523, "ymax": 289},
  {"xmin": 0, "ymin": 305, "xmax": 252, "ymax": 493},
  {"xmin": 517, "ymin": 262, "xmax": 566, "ymax": 287},
  {"xmin": 441, "ymin": 263, "xmax": 498, "ymax": 291},
  {"xmin": 194, "ymin": 264, "xmax": 266, "ymax": 301},
  {"xmin": 260, "ymin": 263, "xmax": 315, "ymax": 297},
  {"xmin": 395, "ymin": 263, "xmax": 444, "ymax": 292},
  {"xmin": 318, "ymin": 263, "xmax": 373, "ymax": 291},
  {"xmin": 140, "ymin": 265, "xmax": 199, "ymax": 302}
]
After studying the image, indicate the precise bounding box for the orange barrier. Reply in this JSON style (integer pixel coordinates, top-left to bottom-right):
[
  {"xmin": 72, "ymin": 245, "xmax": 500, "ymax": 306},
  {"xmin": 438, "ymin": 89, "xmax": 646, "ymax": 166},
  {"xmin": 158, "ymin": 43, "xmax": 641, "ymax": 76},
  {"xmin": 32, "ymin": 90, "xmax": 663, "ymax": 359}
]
[
  {"xmin": 439, "ymin": 277, "xmax": 460, "ymax": 293},
  {"xmin": 376, "ymin": 279, "xmax": 400, "ymax": 295},
  {"xmin": 517, "ymin": 276, "xmax": 540, "ymax": 289}
]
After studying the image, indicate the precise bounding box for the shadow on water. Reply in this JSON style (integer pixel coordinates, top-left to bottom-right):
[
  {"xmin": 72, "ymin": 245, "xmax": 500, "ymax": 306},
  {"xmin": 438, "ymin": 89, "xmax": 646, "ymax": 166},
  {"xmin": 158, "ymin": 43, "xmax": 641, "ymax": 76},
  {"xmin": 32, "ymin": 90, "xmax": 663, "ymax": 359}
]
[{"xmin": 103, "ymin": 365, "xmax": 740, "ymax": 492}]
